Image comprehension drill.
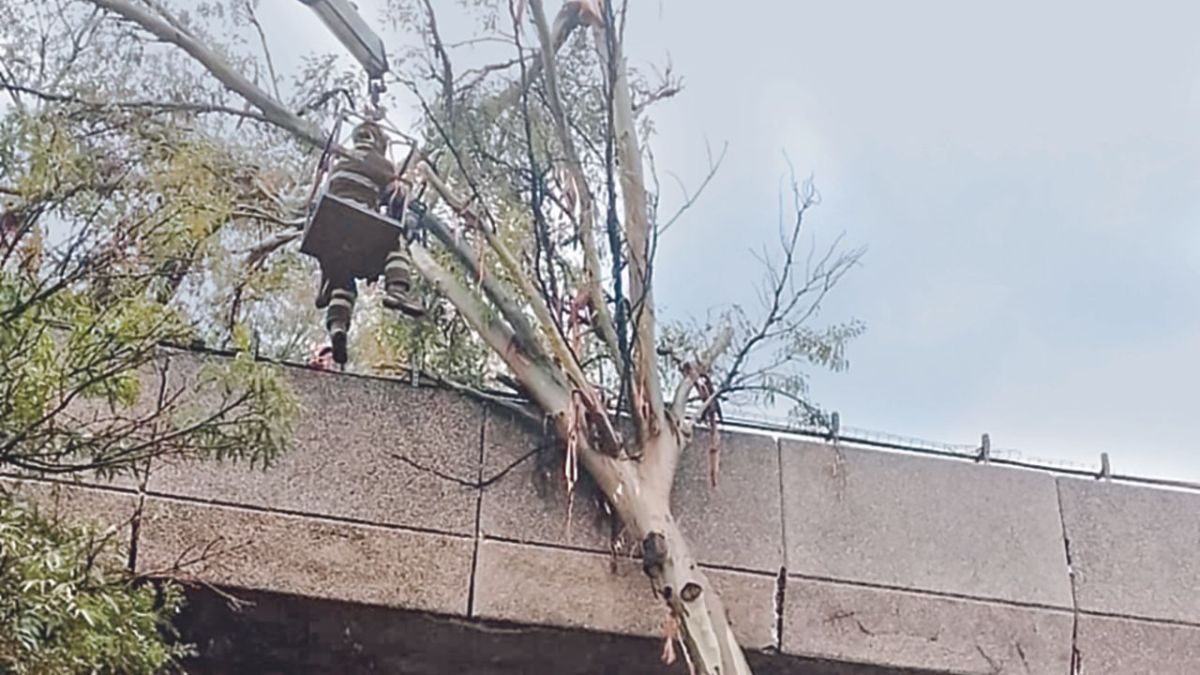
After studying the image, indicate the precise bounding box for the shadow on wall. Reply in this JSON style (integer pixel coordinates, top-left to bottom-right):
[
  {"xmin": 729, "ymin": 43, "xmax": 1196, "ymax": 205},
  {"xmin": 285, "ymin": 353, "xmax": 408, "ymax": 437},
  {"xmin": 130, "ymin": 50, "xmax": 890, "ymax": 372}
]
[{"xmin": 173, "ymin": 585, "xmax": 944, "ymax": 675}]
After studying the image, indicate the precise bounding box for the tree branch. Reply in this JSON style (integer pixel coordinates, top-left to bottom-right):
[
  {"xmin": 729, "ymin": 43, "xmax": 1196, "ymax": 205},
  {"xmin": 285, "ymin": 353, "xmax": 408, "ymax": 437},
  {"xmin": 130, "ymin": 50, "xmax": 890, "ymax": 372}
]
[
  {"xmin": 483, "ymin": 2, "xmax": 585, "ymax": 115},
  {"xmin": 593, "ymin": 4, "xmax": 665, "ymax": 436},
  {"xmin": 85, "ymin": 0, "xmax": 325, "ymax": 149},
  {"xmin": 244, "ymin": 0, "xmax": 283, "ymax": 102},
  {"xmin": 702, "ymin": 173, "xmax": 863, "ymax": 425},
  {"xmin": 412, "ymin": 193, "xmax": 558, "ymax": 374},
  {"xmin": 669, "ymin": 325, "xmax": 733, "ymax": 421},
  {"xmin": 528, "ymin": 0, "xmax": 622, "ymax": 369},
  {"xmin": 0, "ymin": 82, "xmax": 281, "ymax": 127},
  {"xmin": 82, "ymin": 0, "xmax": 607, "ymax": 454},
  {"xmin": 392, "ymin": 442, "xmax": 547, "ymax": 489},
  {"xmin": 419, "ymin": 0, "xmax": 455, "ymax": 119},
  {"xmin": 408, "ymin": 242, "xmax": 571, "ymax": 417},
  {"xmin": 418, "ymin": 159, "xmax": 621, "ymax": 455},
  {"xmin": 657, "ymin": 141, "xmax": 728, "ymax": 237}
]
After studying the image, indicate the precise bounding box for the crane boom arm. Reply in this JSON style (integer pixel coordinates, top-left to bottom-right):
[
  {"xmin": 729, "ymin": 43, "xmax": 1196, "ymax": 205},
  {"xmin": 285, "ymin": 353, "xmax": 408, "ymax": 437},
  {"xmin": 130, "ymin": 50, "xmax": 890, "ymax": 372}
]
[{"xmin": 297, "ymin": 0, "xmax": 388, "ymax": 80}]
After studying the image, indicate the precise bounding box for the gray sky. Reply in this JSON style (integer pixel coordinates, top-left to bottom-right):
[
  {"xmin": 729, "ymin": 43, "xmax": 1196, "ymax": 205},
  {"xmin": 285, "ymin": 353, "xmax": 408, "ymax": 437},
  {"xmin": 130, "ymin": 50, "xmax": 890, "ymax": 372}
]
[{"xmin": 267, "ymin": 0, "xmax": 1199, "ymax": 481}]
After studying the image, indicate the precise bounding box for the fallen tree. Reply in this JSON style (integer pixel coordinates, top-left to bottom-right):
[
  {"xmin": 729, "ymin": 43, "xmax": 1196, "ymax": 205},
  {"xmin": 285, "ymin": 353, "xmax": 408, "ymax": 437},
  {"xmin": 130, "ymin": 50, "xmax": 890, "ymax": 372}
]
[{"xmin": 4, "ymin": 1, "xmax": 865, "ymax": 671}]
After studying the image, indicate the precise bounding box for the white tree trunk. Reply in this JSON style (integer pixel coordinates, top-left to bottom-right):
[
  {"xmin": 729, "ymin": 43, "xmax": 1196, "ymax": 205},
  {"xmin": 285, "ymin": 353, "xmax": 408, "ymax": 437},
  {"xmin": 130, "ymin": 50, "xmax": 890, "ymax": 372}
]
[
  {"xmin": 633, "ymin": 509, "xmax": 754, "ymax": 675},
  {"xmin": 577, "ymin": 436, "xmax": 755, "ymax": 675}
]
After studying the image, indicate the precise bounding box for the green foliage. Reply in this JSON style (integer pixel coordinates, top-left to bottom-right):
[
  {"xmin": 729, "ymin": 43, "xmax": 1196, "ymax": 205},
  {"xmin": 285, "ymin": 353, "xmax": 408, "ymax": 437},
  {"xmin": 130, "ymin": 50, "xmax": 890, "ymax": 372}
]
[
  {"xmin": 370, "ymin": 295, "xmax": 493, "ymax": 386},
  {"xmin": 176, "ymin": 330, "xmax": 299, "ymax": 468},
  {"xmin": 0, "ymin": 494, "xmax": 189, "ymax": 674},
  {"xmin": 0, "ymin": 8, "xmax": 307, "ymax": 669}
]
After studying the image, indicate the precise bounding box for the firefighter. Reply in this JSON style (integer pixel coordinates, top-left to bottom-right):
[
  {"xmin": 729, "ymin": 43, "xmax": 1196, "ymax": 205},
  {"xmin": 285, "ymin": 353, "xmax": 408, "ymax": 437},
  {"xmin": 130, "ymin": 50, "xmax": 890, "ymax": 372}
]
[{"xmin": 313, "ymin": 120, "xmax": 424, "ymax": 365}]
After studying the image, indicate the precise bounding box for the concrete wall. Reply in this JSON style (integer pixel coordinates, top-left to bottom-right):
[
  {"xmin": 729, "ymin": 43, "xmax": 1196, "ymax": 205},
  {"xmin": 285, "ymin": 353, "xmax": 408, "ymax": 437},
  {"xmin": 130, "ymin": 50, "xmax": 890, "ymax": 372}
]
[{"xmin": 3, "ymin": 347, "xmax": 1198, "ymax": 674}]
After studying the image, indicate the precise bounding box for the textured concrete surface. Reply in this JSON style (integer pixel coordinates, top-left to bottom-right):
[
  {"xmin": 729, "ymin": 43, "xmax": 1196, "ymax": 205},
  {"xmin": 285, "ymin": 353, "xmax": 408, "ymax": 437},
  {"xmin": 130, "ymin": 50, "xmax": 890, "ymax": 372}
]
[
  {"xmin": 472, "ymin": 538, "xmax": 662, "ymax": 636},
  {"xmin": 672, "ymin": 430, "xmax": 784, "ymax": 573},
  {"xmin": 17, "ymin": 349, "xmax": 1200, "ymax": 674},
  {"xmin": 1058, "ymin": 476, "xmax": 1200, "ymax": 624},
  {"xmin": 478, "ymin": 407, "xmax": 614, "ymax": 552},
  {"xmin": 480, "ymin": 412, "xmax": 786, "ymax": 573},
  {"xmin": 1075, "ymin": 614, "xmax": 1200, "ymax": 675},
  {"xmin": 781, "ymin": 440, "xmax": 1073, "ymax": 609},
  {"xmin": 782, "ymin": 576, "xmax": 1074, "ymax": 674},
  {"xmin": 473, "ymin": 539, "xmax": 777, "ymax": 650},
  {"xmin": 708, "ymin": 565, "xmax": 783, "ymax": 651},
  {"xmin": 137, "ymin": 496, "xmax": 474, "ymax": 615},
  {"xmin": 150, "ymin": 352, "xmax": 484, "ymax": 536}
]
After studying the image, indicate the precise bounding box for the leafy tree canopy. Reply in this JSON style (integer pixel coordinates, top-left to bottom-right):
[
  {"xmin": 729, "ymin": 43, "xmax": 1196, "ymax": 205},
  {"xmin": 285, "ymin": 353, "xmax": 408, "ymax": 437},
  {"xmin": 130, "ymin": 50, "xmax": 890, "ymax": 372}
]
[{"xmin": 0, "ymin": 494, "xmax": 188, "ymax": 674}]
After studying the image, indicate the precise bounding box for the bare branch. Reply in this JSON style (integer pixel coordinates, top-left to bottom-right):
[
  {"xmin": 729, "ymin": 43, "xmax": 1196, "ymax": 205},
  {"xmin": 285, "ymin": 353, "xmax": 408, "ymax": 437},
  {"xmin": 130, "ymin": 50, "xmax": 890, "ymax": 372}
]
[
  {"xmin": 420, "ymin": 0, "xmax": 455, "ymax": 117},
  {"xmin": 670, "ymin": 325, "xmax": 733, "ymax": 421},
  {"xmin": 0, "ymin": 82, "xmax": 281, "ymax": 127},
  {"xmin": 244, "ymin": 0, "xmax": 282, "ymax": 102},
  {"xmin": 484, "ymin": 2, "xmax": 585, "ymax": 114},
  {"xmin": 392, "ymin": 441, "xmax": 548, "ymax": 489},
  {"xmin": 632, "ymin": 62, "xmax": 683, "ymax": 114},
  {"xmin": 699, "ymin": 172, "xmax": 864, "ymax": 428},
  {"xmin": 593, "ymin": 4, "xmax": 665, "ymax": 436},
  {"xmin": 238, "ymin": 229, "xmax": 300, "ymax": 269},
  {"xmin": 527, "ymin": 0, "xmax": 621, "ymax": 364},
  {"xmin": 85, "ymin": 0, "xmax": 325, "ymax": 148},
  {"xmin": 657, "ymin": 140, "xmax": 728, "ymax": 237}
]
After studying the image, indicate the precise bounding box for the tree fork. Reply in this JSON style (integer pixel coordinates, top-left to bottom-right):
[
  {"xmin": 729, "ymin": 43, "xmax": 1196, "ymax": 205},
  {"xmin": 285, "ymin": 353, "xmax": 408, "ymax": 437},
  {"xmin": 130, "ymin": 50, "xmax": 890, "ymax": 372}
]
[{"xmin": 565, "ymin": 430, "xmax": 753, "ymax": 675}]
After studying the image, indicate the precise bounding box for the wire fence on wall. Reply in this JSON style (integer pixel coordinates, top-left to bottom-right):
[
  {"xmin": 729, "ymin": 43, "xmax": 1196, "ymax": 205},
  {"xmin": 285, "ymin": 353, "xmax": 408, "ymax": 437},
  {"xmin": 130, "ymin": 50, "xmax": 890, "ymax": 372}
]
[{"xmin": 716, "ymin": 409, "xmax": 1200, "ymax": 493}]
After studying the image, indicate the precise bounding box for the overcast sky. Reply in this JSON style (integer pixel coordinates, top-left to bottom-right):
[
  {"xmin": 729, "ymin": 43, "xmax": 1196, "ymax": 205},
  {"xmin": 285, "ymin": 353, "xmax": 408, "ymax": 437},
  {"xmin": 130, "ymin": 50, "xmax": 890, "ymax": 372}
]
[{"xmin": 265, "ymin": 0, "xmax": 1200, "ymax": 482}]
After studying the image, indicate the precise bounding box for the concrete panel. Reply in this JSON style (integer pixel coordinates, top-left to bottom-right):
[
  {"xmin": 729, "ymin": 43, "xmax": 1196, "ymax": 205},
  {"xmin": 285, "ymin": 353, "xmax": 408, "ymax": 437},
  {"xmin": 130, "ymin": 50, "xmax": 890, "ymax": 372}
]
[
  {"xmin": 0, "ymin": 478, "xmax": 140, "ymax": 565},
  {"xmin": 150, "ymin": 352, "xmax": 483, "ymax": 535},
  {"xmin": 781, "ymin": 440, "xmax": 1073, "ymax": 608},
  {"xmin": 481, "ymin": 412, "xmax": 785, "ymax": 573},
  {"xmin": 478, "ymin": 408, "xmax": 612, "ymax": 552},
  {"xmin": 672, "ymin": 429, "xmax": 784, "ymax": 573},
  {"xmin": 709, "ymin": 565, "xmax": 782, "ymax": 652},
  {"xmin": 782, "ymin": 576, "xmax": 1074, "ymax": 674},
  {"xmin": 1076, "ymin": 614, "xmax": 1200, "ymax": 675},
  {"xmin": 137, "ymin": 496, "xmax": 473, "ymax": 616},
  {"xmin": 1058, "ymin": 477, "xmax": 1200, "ymax": 624},
  {"xmin": 473, "ymin": 539, "xmax": 776, "ymax": 650}
]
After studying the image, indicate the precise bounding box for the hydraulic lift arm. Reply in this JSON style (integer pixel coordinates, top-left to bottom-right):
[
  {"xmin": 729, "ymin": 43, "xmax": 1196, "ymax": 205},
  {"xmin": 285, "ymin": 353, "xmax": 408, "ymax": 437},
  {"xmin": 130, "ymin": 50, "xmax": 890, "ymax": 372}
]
[{"xmin": 296, "ymin": 0, "xmax": 388, "ymax": 80}]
